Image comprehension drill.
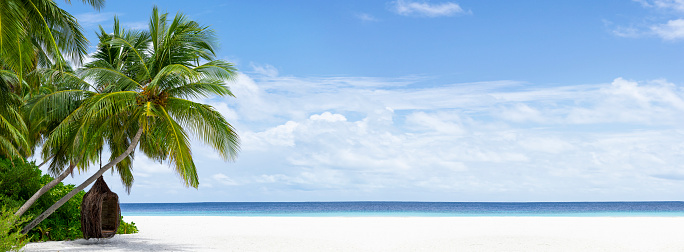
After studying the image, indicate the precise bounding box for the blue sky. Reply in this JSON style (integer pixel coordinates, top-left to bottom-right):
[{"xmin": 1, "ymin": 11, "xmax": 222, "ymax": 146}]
[{"xmin": 49, "ymin": 0, "xmax": 684, "ymax": 202}]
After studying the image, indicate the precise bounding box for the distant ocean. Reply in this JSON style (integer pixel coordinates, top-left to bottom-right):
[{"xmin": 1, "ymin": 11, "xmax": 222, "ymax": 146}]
[{"xmin": 120, "ymin": 201, "xmax": 684, "ymax": 217}]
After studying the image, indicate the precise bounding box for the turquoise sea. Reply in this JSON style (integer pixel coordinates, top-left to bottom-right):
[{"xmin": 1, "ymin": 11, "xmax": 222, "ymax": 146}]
[{"xmin": 120, "ymin": 201, "xmax": 684, "ymax": 217}]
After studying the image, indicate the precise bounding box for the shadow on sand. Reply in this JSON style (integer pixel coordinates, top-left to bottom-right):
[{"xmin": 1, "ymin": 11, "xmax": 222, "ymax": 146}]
[{"xmin": 22, "ymin": 234, "xmax": 202, "ymax": 251}]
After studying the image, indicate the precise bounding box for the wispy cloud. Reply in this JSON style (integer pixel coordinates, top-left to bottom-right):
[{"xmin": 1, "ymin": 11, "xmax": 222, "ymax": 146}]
[
  {"xmin": 391, "ymin": 0, "xmax": 470, "ymax": 17},
  {"xmin": 610, "ymin": 24, "xmax": 644, "ymax": 38},
  {"xmin": 75, "ymin": 11, "xmax": 148, "ymax": 31},
  {"xmin": 651, "ymin": 18, "xmax": 684, "ymax": 39},
  {"xmin": 75, "ymin": 12, "xmax": 116, "ymax": 27},
  {"xmin": 356, "ymin": 13, "xmax": 379, "ymax": 22},
  {"xmin": 212, "ymin": 173, "xmax": 240, "ymax": 186},
  {"xmin": 635, "ymin": 0, "xmax": 684, "ymax": 12},
  {"xmin": 612, "ymin": 1, "xmax": 684, "ymax": 40},
  {"xmin": 122, "ymin": 22, "xmax": 148, "ymax": 30},
  {"xmin": 250, "ymin": 63, "xmax": 279, "ymax": 77}
]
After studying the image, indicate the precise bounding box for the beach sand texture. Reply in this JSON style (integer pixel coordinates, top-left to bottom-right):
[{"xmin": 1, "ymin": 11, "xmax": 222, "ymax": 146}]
[{"xmin": 22, "ymin": 216, "xmax": 684, "ymax": 251}]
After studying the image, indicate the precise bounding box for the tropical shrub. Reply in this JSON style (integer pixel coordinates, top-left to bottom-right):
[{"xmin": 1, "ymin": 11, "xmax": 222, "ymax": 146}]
[
  {"xmin": 27, "ymin": 177, "xmax": 86, "ymax": 241},
  {"xmin": 0, "ymin": 207, "xmax": 28, "ymax": 252},
  {"xmin": 0, "ymin": 158, "xmax": 42, "ymax": 209},
  {"xmin": 0, "ymin": 157, "xmax": 137, "ymax": 242},
  {"xmin": 117, "ymin": 216, "xmax": 138, "ymax": 234}
]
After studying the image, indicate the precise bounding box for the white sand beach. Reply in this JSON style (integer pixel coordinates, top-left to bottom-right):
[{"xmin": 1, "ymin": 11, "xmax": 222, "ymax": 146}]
[{"xmin": 21, "ymin": 216, "xmax": 684, "ymax": 251}]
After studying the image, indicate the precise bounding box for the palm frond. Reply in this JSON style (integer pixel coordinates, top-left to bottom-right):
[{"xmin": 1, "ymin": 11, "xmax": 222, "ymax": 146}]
[
  {"xmin": 27, "ymin": 89, "xmax": 92, "ymax": 125},
  {"xmin": 63, "ymin": 0, "xmax": 105, "ymax": 11},
  {"xmin": 79, "ymin": 67, "xmax": 142, "ymax": 91},
  {"xmin": 0, "ymin": 1, "xmax": 29, "ymax": 75},
  {"xmin": 166, "ymin": 97, "xmax": 239, "ymax": 161},
  {"xmin": 0, "ymin": 91, "xmax": 30, "ymax": 157},
  {"xmin": 166, "ymin": 81, "xmax": 233, "ymax": 100},
  {"xmin": 157, "ymin": 105, "xmax": 198, "ymax": 187},
  {"xmin": 148, "ymin": 64, "xmax": 200, "ymax": 90},
  {"xmin": 194, "ymin": 60, "xmax": 237, "ymax": 81}
]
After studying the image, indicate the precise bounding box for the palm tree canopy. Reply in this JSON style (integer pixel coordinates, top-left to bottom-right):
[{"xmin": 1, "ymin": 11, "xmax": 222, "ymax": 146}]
[
  {"xmin": 0, "ymin": 0, "xmax": 104, "ymax": 91},
  {"xmin": 34, "ymin": 6, "xmax": 239, "ymax": 190},
  {"xmin": 0, "ymin": 0, "xmax": 104, "ymax": 159}
]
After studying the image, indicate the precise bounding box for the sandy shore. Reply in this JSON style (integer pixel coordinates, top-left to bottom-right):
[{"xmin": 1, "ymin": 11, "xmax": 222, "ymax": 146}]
[{"xmin": 21, "ymin": 216, "xmax": 684, "ymax": 251}]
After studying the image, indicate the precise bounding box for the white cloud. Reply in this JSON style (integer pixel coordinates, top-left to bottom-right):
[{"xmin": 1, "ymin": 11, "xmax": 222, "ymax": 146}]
[
  {"xmin": 356, "ymin": 13, "xmax": 379, "ymax": 22},
  {"xmin": 497, "ymin": 103, "xmax": 545, "ymax": 123},
  {"xmin": 75, "ymin": 12, "xmax": 115, "ymax": 27},
  {"xmin": 208, "ymin": 70, "xmax": 684, "ymax": 201},
  {"xmin": 227, "ymin": 73, "xmax": 280, "ymax": 122},
  {"xmin": 651, "ymin": 19, "xmax": 684, "ymax": 40},
  {"xmin": 518, "ymin": 137, "xmax": 574, "ymax": 154},
  {"xmin": 635, "ymin": 0, "xmax": 684, "ymax": 11},
  {"xmin": 566, "ymin": 78, "xmax": 684, "ymax": 124},
  {"xmin": 255, "ymin": 174, "xmax": 290, "ymax": 183},
  {"xmin": 74, "ymin": 12, "xmax": 145, "ymax": 30},
  {"xmin": 243, "ymin": 109, "xmax": 540, "ymax": 192},
  {"xmin": 310, "ymin": 112, "xmax": 347, "ymax": 122},
  {"xmin": 229, "ymin": 72, "xmax": 684, "ymax": 128},
  {"xmin": 254, "ymin": 170, "xmax": 350, "ymax": 189},
  {"xmin": 250, "ymin": 63, "xmax": 279, "ymax": 77},
  {"xmin": 612, "ymin": 26, "xmax": 644, "ymax": 38},
  {"xmin": 212, "ymin": 173, "xmax": 240, "ymax": 186},
  {"xmin": 104, "ymin": 65, "xmax": 684, "ymax": 202},
  {"xmin": 405, "ymin": 111, "xmax": 465, "ymax": 134},
  {"xmin": 615, "ymin": 1, "xmax": 684, "ymax": 40},
  {"xmin": 133, "ymin": 157, "xmax": 172, "ymax": 175},
  {"xmin": 243, "ymin": 121, "xmax": 299, "ymax": 150},
  {"xmin": 122, "ymin": 22, "xmax": 148, "ymax": 30},
  {"xmin": 391, "ymin": 0, "xmax": 469, "ymax": 17}
]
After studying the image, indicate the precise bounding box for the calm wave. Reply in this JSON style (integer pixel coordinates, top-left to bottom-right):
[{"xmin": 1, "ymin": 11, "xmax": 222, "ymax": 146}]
[{"xmin": 120, "ymin": 201, "xmax": 684, "ymax": 217}]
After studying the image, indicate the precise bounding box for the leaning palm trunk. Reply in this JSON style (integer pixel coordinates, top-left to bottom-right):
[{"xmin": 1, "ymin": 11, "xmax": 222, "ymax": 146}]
[
  {"xmin": 14, "ymin": 156, "xmax": 72, "ymax": 219},
  {"xmin": 35, "ymin": 154, "xmax": 56, "ymax": 169},
  {"xmin": 21, "ymin": 127, "xmax": 143, "ymax": 234}
]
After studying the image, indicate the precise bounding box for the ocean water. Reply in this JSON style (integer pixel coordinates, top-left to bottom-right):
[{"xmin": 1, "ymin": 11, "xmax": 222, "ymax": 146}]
[{"xmin": 120, "ymin": 201, "xmax": 684, "ymax": 217}]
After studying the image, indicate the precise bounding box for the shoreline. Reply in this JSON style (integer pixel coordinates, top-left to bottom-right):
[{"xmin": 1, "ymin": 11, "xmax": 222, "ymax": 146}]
[{"xmin": 23, "ymin": 216, "xmax": 684, "ymax": 251}]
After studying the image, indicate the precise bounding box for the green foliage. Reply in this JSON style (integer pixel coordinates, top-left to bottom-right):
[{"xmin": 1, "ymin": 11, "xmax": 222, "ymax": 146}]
[
  {"xmin": 26, "ymin": 178, "xmax": 86, "ymax": 242},
  {"xmin": 0, "ymin": 158, "xmax": 42, "ymax": 209},
  {"xmin": 117, "ymin": 216, "xmax": 138, "ymax": 234},
  {"xmin": 0, "ymin": 207, "xmax": 28, "ymax": 252},
  {"xmin": 0, "ymin": 157, "xmax": 138, "ymax": 241}
]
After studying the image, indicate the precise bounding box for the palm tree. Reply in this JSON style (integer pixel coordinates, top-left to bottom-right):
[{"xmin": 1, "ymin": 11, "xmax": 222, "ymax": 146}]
[
  {"xmin": 22, "ymin": 6, "xmax": 240, "ymax": 233},
  {"xmin": 0, "ymin": 0, "xmax": 104, "ymax": 156},
  {"xmin": 0, "ymin": 0, "xmax": 104, "ymax": 84},
  {"xmin": 15, "ymin": 16, "xmax": 147, "ymax": 219},
  {"xmin": 14, "ymin": 64, "xmax": 94, "ymax": 219},
  {"xmin": 0, "ymin": 0, "xmax": 105, "ymax": 165},
  {"xmin": 1, "ymin": 0, "xmax": 103, "ymax": 215}
]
